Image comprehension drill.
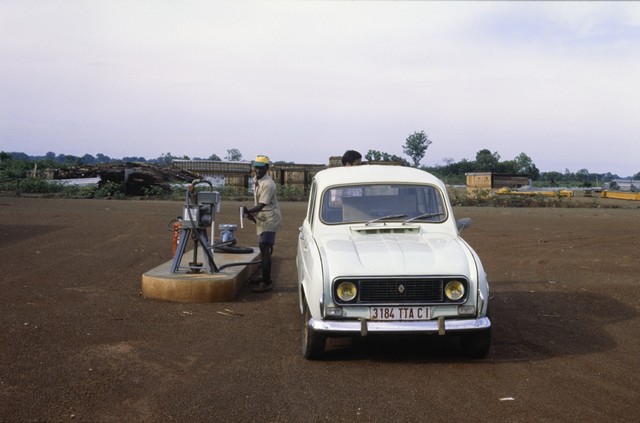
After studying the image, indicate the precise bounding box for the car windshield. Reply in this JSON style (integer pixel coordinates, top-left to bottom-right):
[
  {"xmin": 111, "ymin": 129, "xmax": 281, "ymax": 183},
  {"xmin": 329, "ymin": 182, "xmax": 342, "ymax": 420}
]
[{"xmin": 320, "ymin": 184, "xmax": 447, "ymax": 224}]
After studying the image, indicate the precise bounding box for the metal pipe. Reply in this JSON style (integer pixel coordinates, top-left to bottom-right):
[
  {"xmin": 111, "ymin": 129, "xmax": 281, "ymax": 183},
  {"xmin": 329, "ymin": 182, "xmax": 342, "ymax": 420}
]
[{"xmin": 218, "ymin": 260, "xmax": 261, "ymax": 271}]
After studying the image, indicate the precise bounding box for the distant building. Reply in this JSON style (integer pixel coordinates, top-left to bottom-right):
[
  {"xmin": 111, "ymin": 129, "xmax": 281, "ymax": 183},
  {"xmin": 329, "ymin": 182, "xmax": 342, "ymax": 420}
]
[{"xmin": 465, "ymin": 172, "xmax": 530, "ymax": 193}]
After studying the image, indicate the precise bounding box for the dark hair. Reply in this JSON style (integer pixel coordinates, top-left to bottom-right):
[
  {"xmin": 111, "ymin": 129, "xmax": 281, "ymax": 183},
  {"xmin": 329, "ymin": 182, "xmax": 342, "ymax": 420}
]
[{"xmin": 341, "ymin": 150, "xmax": 362, "ymax": 166}]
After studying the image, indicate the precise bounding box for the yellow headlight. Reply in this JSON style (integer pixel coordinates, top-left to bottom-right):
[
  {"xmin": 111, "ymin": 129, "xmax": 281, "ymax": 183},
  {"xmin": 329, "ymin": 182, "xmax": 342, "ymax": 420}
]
[
  {"xmin": 445, "ymin": 280, "xmax": 465, "ymax": 301},
  {"xmin": 336, "ymin": 281, "xmax": 357, "ymax": 302}
]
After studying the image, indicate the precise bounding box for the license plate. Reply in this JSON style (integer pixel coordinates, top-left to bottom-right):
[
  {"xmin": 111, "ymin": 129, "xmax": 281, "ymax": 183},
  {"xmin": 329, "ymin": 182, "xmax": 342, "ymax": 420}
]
[{"xmin": 369, "ymin": 306, "xmax": 431, "ymax": 321}]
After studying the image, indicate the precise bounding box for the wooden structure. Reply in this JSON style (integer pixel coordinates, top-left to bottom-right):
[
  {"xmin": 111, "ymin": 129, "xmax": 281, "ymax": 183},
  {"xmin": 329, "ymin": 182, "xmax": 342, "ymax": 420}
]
[
  {"xmin": 173, "ymin": 160, "xmax": 326, "ymax": 191},
  {"xmin": 465, "ymin": 172, "xmax": 530, "ymax": 192}
]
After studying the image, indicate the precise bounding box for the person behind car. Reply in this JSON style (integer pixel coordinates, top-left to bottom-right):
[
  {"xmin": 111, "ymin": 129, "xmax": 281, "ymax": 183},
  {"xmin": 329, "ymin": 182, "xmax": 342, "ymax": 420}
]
[
  {"xmin": 243, "ymin": 155, "xmax": 281, "ymax": 293},
  {"xmin": 341, "ymin": 150, "xmax": 362, "ymax": 166},
  {"xmin": 340, "ymin": 151, "xmax": 364, "ymax": 200}
]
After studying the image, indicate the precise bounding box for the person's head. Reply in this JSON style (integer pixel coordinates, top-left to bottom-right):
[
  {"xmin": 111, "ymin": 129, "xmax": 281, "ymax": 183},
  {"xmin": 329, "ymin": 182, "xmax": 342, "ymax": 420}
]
[
  {"xmin": 341, "ymin": 150, "xmax": 362, "ymax": 166},
  {"xmin": 251, "ymin": 155, "xmax": 270, "ymax": 178}
]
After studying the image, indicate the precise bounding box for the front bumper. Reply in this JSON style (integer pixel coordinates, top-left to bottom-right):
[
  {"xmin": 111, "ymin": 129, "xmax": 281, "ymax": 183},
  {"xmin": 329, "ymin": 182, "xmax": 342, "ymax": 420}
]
[{"xmin": 309, "ymin": 316, "xmax": 491, "ymax": 335}]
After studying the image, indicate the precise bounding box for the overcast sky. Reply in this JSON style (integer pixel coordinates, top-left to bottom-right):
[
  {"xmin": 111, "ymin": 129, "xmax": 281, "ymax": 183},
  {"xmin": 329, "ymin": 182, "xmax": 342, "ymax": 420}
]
[{"xmin": 1, "ymin": 1, "xmax": 639, "ymax": 176}]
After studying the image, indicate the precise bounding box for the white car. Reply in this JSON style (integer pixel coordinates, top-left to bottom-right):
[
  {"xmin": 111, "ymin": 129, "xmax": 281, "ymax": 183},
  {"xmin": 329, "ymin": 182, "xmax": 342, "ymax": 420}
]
[{"xmin": 296, "ymin": 165, "xmax": 491, "ymax": 359}]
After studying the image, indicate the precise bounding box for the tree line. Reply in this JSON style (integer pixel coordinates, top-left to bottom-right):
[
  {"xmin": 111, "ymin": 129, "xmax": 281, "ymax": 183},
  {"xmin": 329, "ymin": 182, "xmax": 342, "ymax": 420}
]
[{"xmin": 2, "ymin": 128, "xmax": 637, "ymax": 187}]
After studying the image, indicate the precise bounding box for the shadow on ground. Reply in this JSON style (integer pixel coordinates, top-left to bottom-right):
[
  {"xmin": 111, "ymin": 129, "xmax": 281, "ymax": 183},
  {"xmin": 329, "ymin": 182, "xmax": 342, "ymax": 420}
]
[{"xmin": 315, "ymin": 288, "xmax": 637, "ymax": 363}]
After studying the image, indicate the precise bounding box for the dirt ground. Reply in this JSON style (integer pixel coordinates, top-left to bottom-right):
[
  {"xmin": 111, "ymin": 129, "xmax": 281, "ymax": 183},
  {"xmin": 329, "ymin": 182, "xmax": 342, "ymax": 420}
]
[{"xmin": 1, "ymin": 195, "xmax": 639, "ymax": 422}]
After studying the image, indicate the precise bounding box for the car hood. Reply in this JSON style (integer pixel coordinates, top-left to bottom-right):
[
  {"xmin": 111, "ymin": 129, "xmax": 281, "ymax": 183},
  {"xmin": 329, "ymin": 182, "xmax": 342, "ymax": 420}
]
[{"xmin": 317, "ymin": 230, "xmax": 472, "ymax": 277}]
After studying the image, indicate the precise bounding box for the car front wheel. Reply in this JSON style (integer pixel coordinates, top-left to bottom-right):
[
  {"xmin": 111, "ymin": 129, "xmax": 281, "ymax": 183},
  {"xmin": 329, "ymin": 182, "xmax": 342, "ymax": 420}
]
[
  {"xmin": 302, "ymin": 298, "xmax": 326, "ymax": 360},
  {"xmin": 460, "ymin": 328, "xmax": 491, "ymax": 359}
]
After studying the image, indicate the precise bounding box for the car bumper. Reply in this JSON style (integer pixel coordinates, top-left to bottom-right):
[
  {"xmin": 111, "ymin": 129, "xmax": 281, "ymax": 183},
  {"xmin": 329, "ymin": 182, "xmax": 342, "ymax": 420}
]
[{"xmin": 309, "ymin": 316, "xmax": 491, "ymax": 335}]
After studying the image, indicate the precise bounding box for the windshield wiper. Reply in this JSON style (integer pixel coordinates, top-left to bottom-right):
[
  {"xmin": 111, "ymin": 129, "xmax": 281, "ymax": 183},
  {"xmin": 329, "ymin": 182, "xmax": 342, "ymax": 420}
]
[
  {"xmin": 402, "ymin": 212, "xmax": 445, "ymax": 225},
  {"xmin": 365, "ymin": 214, "xmax": 408, "ymax": 226}
]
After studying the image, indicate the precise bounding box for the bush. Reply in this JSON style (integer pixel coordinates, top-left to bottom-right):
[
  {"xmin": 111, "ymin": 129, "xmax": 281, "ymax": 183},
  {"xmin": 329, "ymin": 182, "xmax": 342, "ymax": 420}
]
[
  {"xmin": 61, "ymin": 184, "xmax": 95, "ymax": 199},
  {"xmin": 278, "ymin": 184, "xmax": 306, "ymax": 201},
  {"xmin": 141, "ymin": 185, "xmax": 166, "ymax": 198},
  {"xmin": 95, "ymin": 181, "xmax": 125, "ymax": 199},
  {"xmin": 0, "ymin": 178, "xmax": 67, "ymax": 195}
]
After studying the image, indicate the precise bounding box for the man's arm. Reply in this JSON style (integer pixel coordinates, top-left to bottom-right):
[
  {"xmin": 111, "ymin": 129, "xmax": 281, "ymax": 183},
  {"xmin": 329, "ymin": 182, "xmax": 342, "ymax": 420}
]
[
  {"xmin": 243, "ymin": 203, "xmax": 266, "ymax": 222},
  {"xmin": 244, "ymin": 203, "xmax": 266, "ymax": 215}
]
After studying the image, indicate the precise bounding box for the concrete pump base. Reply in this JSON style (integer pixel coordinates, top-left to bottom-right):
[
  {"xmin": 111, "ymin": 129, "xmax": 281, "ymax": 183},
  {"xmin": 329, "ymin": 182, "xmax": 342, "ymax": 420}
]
[{"xmin": 141, "ymin": 248, "xmax": 260, "ymax": 303}]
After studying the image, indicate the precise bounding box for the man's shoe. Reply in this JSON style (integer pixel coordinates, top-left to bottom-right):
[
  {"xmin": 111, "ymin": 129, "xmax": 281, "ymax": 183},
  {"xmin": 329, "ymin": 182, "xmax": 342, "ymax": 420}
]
[
  {"xmin": 252, "ymin": 282, "xmax": 273, "ymax": 293},
  {"xmin": 246, "ymin": 276, "xmax": 263, "ymax": 286}
]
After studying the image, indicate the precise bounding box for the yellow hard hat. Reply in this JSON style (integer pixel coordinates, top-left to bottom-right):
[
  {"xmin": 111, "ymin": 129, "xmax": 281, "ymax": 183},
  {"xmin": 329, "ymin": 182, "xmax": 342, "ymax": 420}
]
[{"xmin": 252, "ymin": 155, "xmax": 270, "ymax": 167}]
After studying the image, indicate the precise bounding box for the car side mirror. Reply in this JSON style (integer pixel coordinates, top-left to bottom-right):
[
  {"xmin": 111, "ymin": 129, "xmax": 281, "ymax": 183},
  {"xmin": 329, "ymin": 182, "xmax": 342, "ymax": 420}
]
[{"xmin": 457, "ymin": 217, "xmax": 472, "ymax": 231}]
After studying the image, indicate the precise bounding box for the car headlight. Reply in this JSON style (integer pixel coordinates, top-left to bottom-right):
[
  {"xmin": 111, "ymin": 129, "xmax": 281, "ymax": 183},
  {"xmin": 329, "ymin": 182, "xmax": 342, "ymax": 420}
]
[
  {"xmin": 336, "ymin": 281, "xmax": 357, "ymax": 302},
  {"xmin": 444, "ymin": 280, "xmax": 465, "ymax": 301}
]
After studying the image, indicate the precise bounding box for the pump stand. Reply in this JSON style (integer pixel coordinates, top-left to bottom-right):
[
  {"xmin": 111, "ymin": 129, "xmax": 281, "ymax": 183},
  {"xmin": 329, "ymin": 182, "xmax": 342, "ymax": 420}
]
[{"xmin": 170, "ymin": 227, "xmax": 218, "ymax": 274}]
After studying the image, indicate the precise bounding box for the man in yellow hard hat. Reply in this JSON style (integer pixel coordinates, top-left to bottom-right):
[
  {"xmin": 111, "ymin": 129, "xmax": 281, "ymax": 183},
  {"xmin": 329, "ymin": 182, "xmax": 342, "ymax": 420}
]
[{"xmin": 243, "ymin": 155, "xmax": 281, "ymax": 293}]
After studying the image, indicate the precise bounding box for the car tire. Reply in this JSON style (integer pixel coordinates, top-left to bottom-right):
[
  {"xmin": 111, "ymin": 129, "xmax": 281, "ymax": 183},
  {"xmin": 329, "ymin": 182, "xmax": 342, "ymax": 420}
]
[
  {"xmin": 302, "ymin": 299, "xmax": 326, "ymax": 360},
  {"xmin": 460, "ymin": 328, "xmax": 491, "ymax": 359}
]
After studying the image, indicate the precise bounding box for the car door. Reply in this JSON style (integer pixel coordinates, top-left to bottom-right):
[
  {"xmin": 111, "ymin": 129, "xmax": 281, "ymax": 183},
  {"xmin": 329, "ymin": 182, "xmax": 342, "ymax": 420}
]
[{"xmin": 297, "ymin": 182, "xmax": 324, "ymax": 315}]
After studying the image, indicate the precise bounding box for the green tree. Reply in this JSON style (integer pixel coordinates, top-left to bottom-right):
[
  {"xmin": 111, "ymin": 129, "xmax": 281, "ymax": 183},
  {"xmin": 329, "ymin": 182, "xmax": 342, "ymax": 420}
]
[
  {"xmin": 365, "ymin": 150, "xmax": 409, "ymax": 166},
  {"xmin": 387, "ymin": 154, "xmax": 409, "ymax": 166},
  {"xmin": 95, "ymin": 153, "xmax": 111, "ymax": 163},
  {"xmin": 225, "ymin": 149, "xmax": 242, "ymax": 161},
  {"xmin": 59, "ymin": 155, "xmax": 82, "ymax": 166},
  {"xmin": 474, "ymin": 149, "xmax": 501, "ymax": 172},
  {"xmin": 208, "ymin": 153, "xmax": 222, "ymax": 161},
  {"xmin": 576, "ymin": 168, "xmax": 590, "ymax": 183},
  {"xmin": 365, "ymin": 150, "xmax": 383, "ymax": 161},
  {"xmin": 157, "ymin": 152, "xmax": 176, "ymax": 166},
  {"xmin": 403, "ymin": 130, "xmax": 432, "ymax": 168},
  {"xmin": 122, "ymin": 156, "xmax": 146, "ymax": 163},
  {"xmin": 0, "ymin": 153, "xmax": 30, "ymax": 181},
  {"xmin": 81, "ymin": 154, "xmax": 96, "ymax": 164},
  {"xmin": 513, "ymin": 152, "xmax": 540, "ymax": 180},
  {"xmin": 498, "ymin": 160, "xmax": 518, "ymax": 174},
  {"xmin": 36, "ymin": 157, "xmax": 58, "ymax": 169},
  {"xmin": 541, "ymin": 171, "xmax": 563, "ymax": 186}
]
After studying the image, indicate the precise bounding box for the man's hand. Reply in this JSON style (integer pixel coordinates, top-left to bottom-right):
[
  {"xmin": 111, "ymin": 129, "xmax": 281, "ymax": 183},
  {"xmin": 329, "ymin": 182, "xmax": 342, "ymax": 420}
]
[{"xmin": 242, "ymin": 206, "xmax": 256, "ymax": 223}]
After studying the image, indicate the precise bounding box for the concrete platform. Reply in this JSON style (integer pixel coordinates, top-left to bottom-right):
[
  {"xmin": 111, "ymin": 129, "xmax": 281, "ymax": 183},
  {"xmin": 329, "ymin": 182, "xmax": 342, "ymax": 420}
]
[{"xmin": 141, "ymin": 248, "xmax": 261, "ymax": 303}]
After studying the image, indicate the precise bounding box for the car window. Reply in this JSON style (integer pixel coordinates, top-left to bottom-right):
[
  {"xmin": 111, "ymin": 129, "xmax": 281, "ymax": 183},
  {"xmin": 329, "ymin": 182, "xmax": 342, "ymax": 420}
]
[{"xmin": 320, "ymin": 184, "xmax": 447, "ymax": 224}]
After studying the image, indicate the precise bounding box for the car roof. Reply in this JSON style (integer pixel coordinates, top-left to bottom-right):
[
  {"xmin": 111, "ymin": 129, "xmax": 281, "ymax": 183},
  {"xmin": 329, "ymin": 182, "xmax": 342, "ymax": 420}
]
[{"xmin": 313, "ymin": 165, "xmax": 446, "ymax": 188}]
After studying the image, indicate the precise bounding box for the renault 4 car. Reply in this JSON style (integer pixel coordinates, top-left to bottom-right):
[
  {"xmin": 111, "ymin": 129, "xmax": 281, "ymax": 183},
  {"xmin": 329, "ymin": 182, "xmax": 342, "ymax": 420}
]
[{"xmin": 296, "ymin": 165, "xmax": 490, "ymax": 359}]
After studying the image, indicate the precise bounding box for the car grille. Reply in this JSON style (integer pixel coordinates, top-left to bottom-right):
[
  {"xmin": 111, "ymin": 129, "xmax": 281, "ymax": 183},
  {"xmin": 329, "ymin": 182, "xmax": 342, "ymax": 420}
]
[{"xmin": 334, "ymin": 278, "xmax": 467, "ymax": 305}]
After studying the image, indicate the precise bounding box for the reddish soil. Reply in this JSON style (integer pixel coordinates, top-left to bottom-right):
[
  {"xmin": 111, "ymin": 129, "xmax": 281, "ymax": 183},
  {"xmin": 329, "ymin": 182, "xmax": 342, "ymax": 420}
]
[{"xmin": 1, "ymin": 196, "xmax": 639, "ymax": 422}]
